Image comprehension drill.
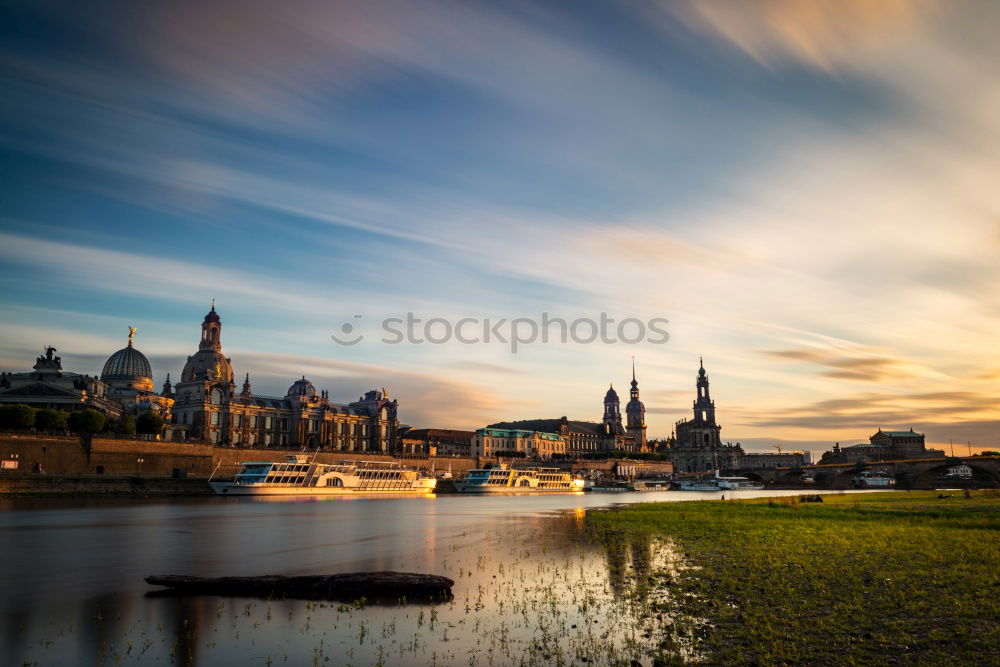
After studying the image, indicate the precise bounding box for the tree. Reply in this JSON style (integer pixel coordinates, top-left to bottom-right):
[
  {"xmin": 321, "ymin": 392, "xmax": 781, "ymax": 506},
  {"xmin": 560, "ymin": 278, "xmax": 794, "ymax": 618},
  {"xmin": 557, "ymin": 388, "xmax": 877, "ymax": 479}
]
[
  {"xmin": 0, "ymin": 404, "xmax": 15, "ymax": 429},
  {"xmin": 136, "ymin": 411, "xmax": 166, "ymax": 437},
  {"xmin": 9, "ymin": 404, "xmax": 36, "ymax": 430},
  {"xmin": 113, "ymin": 416, "xmax": 136, "ymax": 437},
  {"xmin": 68, "ymin": 409, "xmax": 106, "ymax": 434},
  {"xmin": 35, "ymin": 409, "xmax": 68, "ymax": 432}
]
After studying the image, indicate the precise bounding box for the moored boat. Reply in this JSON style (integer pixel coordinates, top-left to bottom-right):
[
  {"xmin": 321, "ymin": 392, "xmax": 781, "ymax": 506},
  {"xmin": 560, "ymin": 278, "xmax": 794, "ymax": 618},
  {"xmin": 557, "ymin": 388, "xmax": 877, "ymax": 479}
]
[
  {"xmin": 675, "ymin": 471, "xmax": 764, "ymax": 491},
  {"xmin": 210, "ymin": 455, "xmax": 437, "ymax": 496},
  {"xmin": 851, "ymin": 470, "xmax": 895, "ymax": 489},
  {"xmin": 455, "ymin": 463, "xmax": 585, "ymax": 493}
]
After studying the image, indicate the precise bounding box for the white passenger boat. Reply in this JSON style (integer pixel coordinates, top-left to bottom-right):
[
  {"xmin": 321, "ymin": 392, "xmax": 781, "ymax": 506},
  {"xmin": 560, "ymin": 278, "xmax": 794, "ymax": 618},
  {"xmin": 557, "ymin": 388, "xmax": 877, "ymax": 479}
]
[
  {"xmin": 852, "ymin": 470, "xmax": 895, "ymax": 489},
  {"xmin": 210, "ymin": 455, "xmax": 437, "ymax": 496},
  {"xmin": 455, "ymin": 463, "xmax": 586, "ymax": 493},
  {"xmin": 675, "ymin": 472, "xmax": 764, "ymax": 491}
]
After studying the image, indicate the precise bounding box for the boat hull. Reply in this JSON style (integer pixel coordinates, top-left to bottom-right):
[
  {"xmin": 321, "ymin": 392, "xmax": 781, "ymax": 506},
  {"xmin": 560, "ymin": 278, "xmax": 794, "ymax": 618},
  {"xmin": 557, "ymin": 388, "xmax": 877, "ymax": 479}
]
[
  {"xmin": 209, "ymin": 482, "xmax": 435, "ymax": 496},
  {"xmin": 453, "ymin": 484, "xmax": 583, "ymax": 494}
]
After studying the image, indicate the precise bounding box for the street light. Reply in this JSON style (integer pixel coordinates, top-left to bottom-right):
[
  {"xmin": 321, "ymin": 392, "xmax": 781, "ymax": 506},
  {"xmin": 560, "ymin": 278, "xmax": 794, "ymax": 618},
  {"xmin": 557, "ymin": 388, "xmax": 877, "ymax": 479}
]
[{"xmin": 137, "ymin": 457, "xmax": 144, "ymax": 476}]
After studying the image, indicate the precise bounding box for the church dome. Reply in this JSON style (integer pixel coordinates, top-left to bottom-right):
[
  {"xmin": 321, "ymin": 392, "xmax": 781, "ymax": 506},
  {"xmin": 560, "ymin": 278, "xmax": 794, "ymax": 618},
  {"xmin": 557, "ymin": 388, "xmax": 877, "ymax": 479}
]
[
  {"xmin": 180, "ymin": 349, "xmax": 233, "ymax": 384},
  {"xmin": 102, "ymin": 331, "xmax": 154, "ymax": 391},
  {"xmin": 287, "ymin": 377, "xmax": 317, "ymax": 398},
  {"xmin": 604, "ymin": 384, "xmax": 619, "ymax": 401}
]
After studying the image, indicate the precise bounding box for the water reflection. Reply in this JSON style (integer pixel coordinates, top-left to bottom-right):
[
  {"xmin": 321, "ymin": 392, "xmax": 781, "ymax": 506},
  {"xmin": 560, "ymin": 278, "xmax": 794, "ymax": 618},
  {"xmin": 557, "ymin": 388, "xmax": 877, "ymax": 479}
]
[{"xmin": 0, "ymin": 490, "xmax": 870, "ymax": 665}]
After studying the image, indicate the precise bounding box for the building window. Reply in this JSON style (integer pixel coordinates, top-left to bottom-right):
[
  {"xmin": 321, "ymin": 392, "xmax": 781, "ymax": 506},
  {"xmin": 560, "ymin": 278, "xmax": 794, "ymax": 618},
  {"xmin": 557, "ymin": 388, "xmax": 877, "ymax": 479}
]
[{"xmin": 211, "ymin": 412, "xmax": 219, "ymax": 426}]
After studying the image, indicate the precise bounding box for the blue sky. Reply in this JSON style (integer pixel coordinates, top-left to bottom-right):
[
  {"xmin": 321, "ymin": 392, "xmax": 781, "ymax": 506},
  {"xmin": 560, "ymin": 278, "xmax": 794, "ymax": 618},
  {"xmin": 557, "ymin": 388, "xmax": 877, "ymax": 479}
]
[{"xmin": 2, "ymin": 0, "xmax": 999, "ymax": 453}]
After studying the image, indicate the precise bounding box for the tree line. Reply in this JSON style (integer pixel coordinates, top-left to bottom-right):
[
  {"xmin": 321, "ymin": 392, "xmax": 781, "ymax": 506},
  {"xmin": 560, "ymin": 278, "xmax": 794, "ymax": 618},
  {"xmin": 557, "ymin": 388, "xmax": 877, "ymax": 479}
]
[{"xmin": 0, "ymin": 404, "xmax": 165, "ymax": 437}]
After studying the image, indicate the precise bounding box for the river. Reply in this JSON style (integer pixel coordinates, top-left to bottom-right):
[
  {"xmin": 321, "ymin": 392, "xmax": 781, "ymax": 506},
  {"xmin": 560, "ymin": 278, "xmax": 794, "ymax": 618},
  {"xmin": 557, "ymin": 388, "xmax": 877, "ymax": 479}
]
[{"xmin": 0, "ymin": 489, "xmax": 860, "ymax": 666}]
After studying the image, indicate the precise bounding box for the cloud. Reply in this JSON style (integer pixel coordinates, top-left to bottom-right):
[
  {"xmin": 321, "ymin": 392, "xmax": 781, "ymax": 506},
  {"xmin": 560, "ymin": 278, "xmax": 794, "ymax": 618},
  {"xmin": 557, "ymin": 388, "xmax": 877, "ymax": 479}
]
[
  {"xmin": 660, "ymin": 0, "xmax": 935, "ymax": 72},
  {"xmin": 762, "ymin": 347, "xmax": 911, "ymax": 382},
  {"xmin": 229, "ymin": 351, "xmax": 533, "ymax": 429}
]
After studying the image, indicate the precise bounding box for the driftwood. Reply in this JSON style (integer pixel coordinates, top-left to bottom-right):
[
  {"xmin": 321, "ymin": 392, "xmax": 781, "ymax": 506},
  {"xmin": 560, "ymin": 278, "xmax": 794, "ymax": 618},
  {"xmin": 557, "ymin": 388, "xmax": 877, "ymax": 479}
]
[{"xmin": 145, "ymin": 571, "xmax": 454, "ymax": 603}]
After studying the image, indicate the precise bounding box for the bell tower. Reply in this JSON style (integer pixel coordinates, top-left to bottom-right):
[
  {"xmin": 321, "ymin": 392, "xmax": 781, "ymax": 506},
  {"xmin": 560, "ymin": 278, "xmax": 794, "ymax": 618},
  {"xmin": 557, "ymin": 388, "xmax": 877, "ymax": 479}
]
[
  {"xmin": 603, "ymin": 383, "xmax": 623, "ymax": 433},
  {"xmin": 625, "ymin": 358, "xmax": 646, "ymax": 450},
  {"xmin": 694, "ymin": 357, "xmax": 716, "ymax": 425}
]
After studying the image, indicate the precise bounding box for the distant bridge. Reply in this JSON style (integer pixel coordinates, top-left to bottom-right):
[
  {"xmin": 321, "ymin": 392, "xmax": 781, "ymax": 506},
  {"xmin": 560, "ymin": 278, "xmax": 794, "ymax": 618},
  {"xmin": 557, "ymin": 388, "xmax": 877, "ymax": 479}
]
[{"xmin": 734, "ymin": 455, "xmax": 1000, "ymax": 490}]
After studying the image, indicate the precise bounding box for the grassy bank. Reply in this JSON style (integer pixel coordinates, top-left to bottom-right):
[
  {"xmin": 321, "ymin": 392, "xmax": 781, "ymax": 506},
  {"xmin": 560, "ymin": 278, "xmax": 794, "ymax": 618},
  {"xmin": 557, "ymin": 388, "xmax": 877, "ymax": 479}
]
[{"xmin": 586, "ymin": 491, "xmax": 1000, "ymax": 666}]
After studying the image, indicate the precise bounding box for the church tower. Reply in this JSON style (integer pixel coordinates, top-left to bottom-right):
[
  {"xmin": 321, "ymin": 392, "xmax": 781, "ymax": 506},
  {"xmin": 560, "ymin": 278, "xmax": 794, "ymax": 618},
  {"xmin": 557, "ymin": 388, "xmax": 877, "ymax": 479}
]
[
  {"xmin": 693, "ymin": 357, "xmax": 716, "ymax": 425},
  {"xmin": 625, "ymin": 359, "xmax": 646, "ymax": 451},
  {"xmin": 603, "ymin": 383, "xmax": 624, "ymax": 434}
]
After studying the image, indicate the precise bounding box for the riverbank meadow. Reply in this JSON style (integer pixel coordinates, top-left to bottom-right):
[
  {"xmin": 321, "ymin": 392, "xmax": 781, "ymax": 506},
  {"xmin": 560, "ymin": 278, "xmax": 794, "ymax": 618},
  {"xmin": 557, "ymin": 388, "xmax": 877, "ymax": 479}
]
[{"xmin": 586, "ymin": 490, "xmax": 1000, "ymax": 665}]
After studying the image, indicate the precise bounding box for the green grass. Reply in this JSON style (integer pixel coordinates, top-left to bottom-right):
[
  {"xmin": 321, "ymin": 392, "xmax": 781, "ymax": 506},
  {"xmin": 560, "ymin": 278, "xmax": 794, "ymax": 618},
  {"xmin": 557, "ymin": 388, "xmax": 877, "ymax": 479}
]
[{"xmin": 586, "ymin": 490, "xmax": 1000, "ymax": 666}]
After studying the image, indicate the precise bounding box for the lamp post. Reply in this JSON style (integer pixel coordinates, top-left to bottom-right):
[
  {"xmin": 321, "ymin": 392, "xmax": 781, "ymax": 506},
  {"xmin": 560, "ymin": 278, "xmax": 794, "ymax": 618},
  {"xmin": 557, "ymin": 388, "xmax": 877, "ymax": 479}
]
[{"xmin": 137, "ymin": 457, "xmax": 144, "ymax": 477}]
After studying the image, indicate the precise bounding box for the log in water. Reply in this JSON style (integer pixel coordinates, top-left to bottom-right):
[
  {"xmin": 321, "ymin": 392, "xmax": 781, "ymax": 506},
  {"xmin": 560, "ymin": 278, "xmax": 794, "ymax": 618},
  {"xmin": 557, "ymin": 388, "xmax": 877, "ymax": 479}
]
[{"xmin": 145, "ymin": 572, "xmax": 454, "ymax": 602}]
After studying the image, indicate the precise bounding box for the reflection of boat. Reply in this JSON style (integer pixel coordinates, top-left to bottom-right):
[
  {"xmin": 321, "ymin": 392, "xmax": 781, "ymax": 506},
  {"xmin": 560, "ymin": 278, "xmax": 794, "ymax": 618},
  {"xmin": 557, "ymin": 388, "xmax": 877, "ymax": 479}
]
[
  {"xmin": 851, "ymin": 470, "xmax": 895, "ymax": 488},
  {"xmin": 455, "ymin": 463, "xmax": 585, "ymax": 493},
  {"xmin": 675, "ymin": 472, "xmax": 765, "ymax": 491},
  {"xmin": 210, "ymin": 455, "xmax": 437, "ymax": 496}
]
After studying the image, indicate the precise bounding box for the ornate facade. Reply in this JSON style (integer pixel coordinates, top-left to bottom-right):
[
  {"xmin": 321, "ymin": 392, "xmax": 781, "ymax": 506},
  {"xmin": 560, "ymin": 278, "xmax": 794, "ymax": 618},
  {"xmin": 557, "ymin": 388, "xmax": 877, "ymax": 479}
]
[
  {"xmin": 488, "ymin": 365, "xmax": 643, "ymax": 455},
  {"xmin": 625, "ymin": 360, "xmax": 647, "ymax": 450},
  {"xmin": 0, "ymin": 330, "xmax": 174, "ymax": 421},
  {"xmin": 0, "ymin": 347, "xmax": 123, "ymax": 417},
  {"xmin": 171, "ymin": 305, "xmax": 400, "ymax": 451},
  {"xmin": 669, "ymin": 359, "xmax": 743, "ymax": 473}
]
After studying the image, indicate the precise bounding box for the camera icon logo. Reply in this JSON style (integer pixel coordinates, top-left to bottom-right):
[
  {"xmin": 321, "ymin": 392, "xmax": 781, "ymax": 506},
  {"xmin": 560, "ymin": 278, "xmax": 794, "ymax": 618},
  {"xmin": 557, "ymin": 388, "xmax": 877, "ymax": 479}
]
[{"xmin": 330, "ymin": 314, "xmax": 364, "ymax": 346}]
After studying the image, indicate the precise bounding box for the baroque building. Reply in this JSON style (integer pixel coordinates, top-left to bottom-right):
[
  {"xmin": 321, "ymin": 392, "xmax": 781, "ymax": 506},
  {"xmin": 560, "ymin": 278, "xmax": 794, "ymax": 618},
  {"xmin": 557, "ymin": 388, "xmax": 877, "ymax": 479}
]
[
  {"xmin": 0, "ymin": 330, "xmax": 174, "ymax": 421},
  {"xmin": 471, "ymin": 427, "xmax": 567, "ymax": 459},
  {"xmin": 625, "ymin": 360, "xmax": 647, "ymax": 450},
  {"xmin": 0, "ymin": 346, "xmax": 123, "ymax": 417},
  {"xmin": 488, "ymin": 365, "xmax": 643, "ymax": 456},
  {"xmin": 669, "ymin": 359, "xmax": 743, "ymax": 473},
  {"xmin": 171, "ymin": 304, "xmax": 399, "ymax": 451}
]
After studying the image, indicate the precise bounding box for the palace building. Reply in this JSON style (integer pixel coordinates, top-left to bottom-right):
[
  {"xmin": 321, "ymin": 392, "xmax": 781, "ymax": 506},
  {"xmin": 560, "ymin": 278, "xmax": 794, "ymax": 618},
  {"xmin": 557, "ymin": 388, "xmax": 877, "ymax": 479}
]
[
  {"xmin": 0, "ymin": 329, "xmax": 174, "ymax": 422},
  {"xmin": 171, "ymin": 304, "xmax": 400, "ymax": 451},
  {"xmin": 487, "ymin": 363, "xmax": 647, "ymax": 455}
]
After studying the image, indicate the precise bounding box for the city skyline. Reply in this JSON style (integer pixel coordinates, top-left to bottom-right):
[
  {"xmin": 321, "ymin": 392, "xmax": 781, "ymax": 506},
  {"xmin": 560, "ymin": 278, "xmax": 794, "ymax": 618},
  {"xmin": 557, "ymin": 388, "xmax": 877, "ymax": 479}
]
[{"xmin": 2, "ymin": 1, "xmax": 999, "ymax": 454}]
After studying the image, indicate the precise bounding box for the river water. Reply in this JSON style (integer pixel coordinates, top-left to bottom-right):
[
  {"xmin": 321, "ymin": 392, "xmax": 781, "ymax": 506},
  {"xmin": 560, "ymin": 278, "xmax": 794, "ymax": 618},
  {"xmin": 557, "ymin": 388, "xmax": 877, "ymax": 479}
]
[{"xmin": 1, "ymin": 489, "xmax": 853, "ymax": 666}]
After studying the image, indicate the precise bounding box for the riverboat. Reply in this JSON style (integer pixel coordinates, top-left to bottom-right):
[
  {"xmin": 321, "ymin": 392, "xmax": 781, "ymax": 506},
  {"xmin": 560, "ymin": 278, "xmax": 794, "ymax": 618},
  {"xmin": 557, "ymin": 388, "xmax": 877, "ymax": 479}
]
[
  {"xmin": 675, "ymin": 472, "xmax": 765, "ymax": 491},
  {"xmin": 851, "ymin": 470, "xmax": 895, "ymax": 488},
  {"xmin": 630, "ymin": 479, "xmax": 671, "ymax": 491},
  {"xmin": 455, "ymin": 463, "xmax": 586, "ymax": 493},
  {"xmin": 210, "ymin": 455, "xmax": 438, "ymax": 496}
]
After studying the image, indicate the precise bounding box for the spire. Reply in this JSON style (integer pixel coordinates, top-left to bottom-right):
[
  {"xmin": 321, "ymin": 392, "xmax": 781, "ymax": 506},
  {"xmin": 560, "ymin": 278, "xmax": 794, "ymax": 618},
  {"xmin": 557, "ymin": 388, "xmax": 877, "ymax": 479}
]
[
  {"xmin": 241, "ymin": 372, "xmax": 252, "ymax": 396},
  {"xmin": 211, "ymin": 297, "xmax": 216, "ymax": 311}
]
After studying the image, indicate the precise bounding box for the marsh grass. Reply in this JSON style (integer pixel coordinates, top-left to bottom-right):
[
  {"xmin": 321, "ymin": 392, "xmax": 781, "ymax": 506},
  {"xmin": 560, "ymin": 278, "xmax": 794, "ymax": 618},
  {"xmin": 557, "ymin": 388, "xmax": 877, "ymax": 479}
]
[{"xmin": 586, "ymin": 490, "xmax": 1000, "ymax": 665}]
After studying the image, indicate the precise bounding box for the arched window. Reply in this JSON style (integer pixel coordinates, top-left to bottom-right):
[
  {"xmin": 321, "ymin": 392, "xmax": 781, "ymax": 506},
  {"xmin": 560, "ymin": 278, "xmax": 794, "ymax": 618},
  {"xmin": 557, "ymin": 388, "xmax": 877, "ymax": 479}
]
[{"xmin": 210, "ymin": 389, "xmax": 223, "ymax": 404}]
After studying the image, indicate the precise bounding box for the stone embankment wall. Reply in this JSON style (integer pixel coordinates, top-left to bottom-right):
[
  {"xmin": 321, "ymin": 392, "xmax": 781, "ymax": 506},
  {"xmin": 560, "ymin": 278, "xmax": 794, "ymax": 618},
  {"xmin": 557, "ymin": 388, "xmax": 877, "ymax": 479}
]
[
  {"xmin": 0, "ymin": 436, "xmax": 669, "ymax": 494},
  {"xmin": 0, "ymin": 435, "xmax": 481, "ymax": 480}
]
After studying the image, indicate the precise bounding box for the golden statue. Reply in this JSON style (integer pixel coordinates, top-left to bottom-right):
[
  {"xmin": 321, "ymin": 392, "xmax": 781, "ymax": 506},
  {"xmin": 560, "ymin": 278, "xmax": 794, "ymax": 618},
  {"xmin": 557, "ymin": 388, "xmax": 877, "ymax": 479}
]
[
  {"xmin": 213, "ymin": 362, "xmax": 222, "ymax": 379},
  {"xmin": 128, "ymin": 326, "xmax": 137, "ymax": 344}
]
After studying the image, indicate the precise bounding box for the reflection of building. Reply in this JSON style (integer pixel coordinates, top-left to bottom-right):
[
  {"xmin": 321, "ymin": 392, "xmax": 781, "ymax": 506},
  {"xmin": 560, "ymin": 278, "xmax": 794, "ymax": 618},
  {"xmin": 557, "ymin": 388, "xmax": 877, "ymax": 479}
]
[
  {"xmin": 471, "ymin": 427, "xmax": 566, "ymax": 459},
  {"xmin": 824, "ymin": 428, "xmax": 944, "ymax": 463},
  {"xmin": 0, "ymin": 346, "xmax": 123, "ymax": 418},
  {"xmin": 399, "ymin": 428, "xmax": 474, "ymax": 456},
  {"xmin": 171, "ymin": 304, "xmax": 399, "ymax": 450},
  {"xmin": 669, "ymin": 359, "xmax": 743, "ymax": 473}
]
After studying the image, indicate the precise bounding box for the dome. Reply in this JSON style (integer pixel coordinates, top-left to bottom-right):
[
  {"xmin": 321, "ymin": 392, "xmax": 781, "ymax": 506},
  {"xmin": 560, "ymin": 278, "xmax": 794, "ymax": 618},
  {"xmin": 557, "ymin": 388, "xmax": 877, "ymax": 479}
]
[
  {"xmin": 287, "ymin": 376, "xmax": 317, "ymax": 398},
  {"xmin": 604, "ymin": 384, "xmax": 619, "ymax": 401},
  {"xmin": 180, "ymin": 349, "xmax": 233, "ymax": 384},
  {"xmin": 102, "ymin": 343, "xmax": 153, "ymax": 391},
  {"xmin": 203, "ymin": 304, "xmax": 220, "ymax": 324}
]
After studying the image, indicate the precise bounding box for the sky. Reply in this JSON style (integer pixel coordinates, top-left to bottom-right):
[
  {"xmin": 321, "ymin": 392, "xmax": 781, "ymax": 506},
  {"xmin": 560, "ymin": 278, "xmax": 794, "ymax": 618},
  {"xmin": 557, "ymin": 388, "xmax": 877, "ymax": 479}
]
[{"xmin": 1, "ymin": 0, "xmax": 998, "ymax": 455}]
